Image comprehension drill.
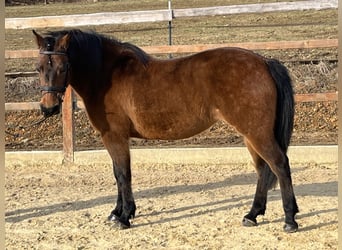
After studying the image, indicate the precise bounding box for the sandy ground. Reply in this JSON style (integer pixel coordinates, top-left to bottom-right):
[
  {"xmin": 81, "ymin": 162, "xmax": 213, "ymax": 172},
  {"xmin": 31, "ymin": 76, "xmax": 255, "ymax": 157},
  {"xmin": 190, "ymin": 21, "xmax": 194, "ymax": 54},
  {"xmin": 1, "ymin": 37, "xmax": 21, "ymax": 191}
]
[{"xmin": 5, "ymin": 148, "xmax": 337, "ymax": 250}]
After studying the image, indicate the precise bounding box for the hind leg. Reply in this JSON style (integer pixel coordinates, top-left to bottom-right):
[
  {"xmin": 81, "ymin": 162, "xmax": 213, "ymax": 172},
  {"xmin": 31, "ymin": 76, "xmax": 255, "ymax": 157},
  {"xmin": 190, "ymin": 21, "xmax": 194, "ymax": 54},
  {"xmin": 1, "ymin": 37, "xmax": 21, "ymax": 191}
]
[
  {"xmin": 242, "ymin": 139, "xmax": 277, "ymax": 227},
  {"xmin": 246, "ymin": 136, "xmax": 298, "ymax": 232}
]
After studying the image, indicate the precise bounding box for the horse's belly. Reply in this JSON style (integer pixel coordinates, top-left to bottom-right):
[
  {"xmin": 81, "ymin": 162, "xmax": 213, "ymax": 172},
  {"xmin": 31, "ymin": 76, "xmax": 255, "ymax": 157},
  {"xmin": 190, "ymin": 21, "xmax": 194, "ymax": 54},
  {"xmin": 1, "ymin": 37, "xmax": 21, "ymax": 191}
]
[{"xmin": 131, "ymin": 113, "xmax": 215, "ymax": 140}]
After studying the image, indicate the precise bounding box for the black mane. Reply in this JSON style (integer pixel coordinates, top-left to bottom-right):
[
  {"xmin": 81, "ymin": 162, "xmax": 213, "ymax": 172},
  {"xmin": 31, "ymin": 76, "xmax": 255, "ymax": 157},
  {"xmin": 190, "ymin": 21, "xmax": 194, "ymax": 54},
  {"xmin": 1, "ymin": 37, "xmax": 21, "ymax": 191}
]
[{"xmin": 46, "ymin": 29, "xmax": 150, "ymax": 69}]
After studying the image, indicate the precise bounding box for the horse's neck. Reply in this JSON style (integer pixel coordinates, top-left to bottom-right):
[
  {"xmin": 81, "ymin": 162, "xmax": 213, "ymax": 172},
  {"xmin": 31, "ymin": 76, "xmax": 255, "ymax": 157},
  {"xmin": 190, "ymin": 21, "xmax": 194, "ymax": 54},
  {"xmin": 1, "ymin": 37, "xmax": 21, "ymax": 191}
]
[
  {"xmin": 70, "ymin": 72, "xmax": 100, "ymax": 102},
  {"xmin": 69, "ymin": 42, "xmax": 141, "ymax": 101}
]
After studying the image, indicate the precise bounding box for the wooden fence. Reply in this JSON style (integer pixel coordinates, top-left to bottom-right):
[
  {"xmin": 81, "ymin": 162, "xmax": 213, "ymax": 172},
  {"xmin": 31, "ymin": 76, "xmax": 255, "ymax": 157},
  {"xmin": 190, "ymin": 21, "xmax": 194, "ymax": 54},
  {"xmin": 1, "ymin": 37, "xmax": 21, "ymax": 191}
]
[
  {"xmin": 5, "ymin": 0, "xmax": 338, "ymax": 162},
  {"xmin": 5, "ymin": 0, "xmax": 338, "ymax": 29}
]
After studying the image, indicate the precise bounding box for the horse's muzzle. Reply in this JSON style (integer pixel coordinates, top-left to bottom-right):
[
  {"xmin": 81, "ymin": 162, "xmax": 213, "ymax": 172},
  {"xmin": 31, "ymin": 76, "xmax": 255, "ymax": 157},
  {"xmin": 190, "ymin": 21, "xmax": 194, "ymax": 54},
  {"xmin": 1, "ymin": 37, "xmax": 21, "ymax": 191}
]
[{"xmin": 40, "ymin": 103, "xmax": 61, "ymax": 118}]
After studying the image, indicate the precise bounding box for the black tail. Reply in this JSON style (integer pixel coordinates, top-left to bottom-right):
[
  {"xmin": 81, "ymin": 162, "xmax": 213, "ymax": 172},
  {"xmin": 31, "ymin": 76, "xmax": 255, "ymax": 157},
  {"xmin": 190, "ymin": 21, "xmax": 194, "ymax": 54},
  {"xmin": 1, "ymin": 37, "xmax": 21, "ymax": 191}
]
[
  {"xmin": 262, "ymin": 59, "xmax": 295, "ymax": 190},
  {"xmin": 266, "ymin": 59, "xmax": 294, "ymax": 152}
]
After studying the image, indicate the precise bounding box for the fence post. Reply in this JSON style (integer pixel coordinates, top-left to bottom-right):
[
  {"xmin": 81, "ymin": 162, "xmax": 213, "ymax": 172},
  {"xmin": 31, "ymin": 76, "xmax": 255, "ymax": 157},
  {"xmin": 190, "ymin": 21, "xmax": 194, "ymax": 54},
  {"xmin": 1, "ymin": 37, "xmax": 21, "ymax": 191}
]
[
  {"xmin": 62, "ymin": 85, "xmax": 75, "ymax": 163},
  {"xmin": 168, "ymin": 0, "xmax": 173, "ymax": 58}
]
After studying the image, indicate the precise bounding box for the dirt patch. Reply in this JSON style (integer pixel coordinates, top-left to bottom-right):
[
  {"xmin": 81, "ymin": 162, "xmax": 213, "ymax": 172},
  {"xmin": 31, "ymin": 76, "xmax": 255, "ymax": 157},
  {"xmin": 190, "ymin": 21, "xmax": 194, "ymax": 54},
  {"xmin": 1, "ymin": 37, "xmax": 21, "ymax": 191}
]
[{"xmin": 5, "ymin": 159, "xmax": 337, "ymax": 249}]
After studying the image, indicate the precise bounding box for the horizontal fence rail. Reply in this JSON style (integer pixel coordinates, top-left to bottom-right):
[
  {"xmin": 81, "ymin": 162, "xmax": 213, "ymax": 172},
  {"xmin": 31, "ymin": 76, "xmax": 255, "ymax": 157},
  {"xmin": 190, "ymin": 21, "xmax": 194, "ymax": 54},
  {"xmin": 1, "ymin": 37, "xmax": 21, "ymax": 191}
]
[
  {"xmin": 5, "ymin": 10, "xmax": 172, "ymax": 29},
  {"xmin": 4, "ymin": 39, "xmax": 339, "ymax": 59},
  {"xmin": 5, "ymin": 102, "xmax": 40, "ymax": 111},
  {"xmin": 5, "ymin": 0, "xmax": 338, "ymax": 29},
  {"xmin": 172, "ymin": 0, "xmax": 338, "ymax": 18}
]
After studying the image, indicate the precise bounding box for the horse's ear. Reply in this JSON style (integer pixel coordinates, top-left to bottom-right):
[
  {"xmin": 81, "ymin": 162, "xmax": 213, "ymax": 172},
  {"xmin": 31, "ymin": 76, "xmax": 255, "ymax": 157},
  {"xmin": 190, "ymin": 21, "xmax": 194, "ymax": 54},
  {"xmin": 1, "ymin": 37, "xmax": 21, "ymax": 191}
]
[
  {"xmin": 56, "ymin": 33, "xmax": 71, "ymax": 51},
  {"xmin": 32, "ymin": 30, "xmax": 44, "ymax": 49}
]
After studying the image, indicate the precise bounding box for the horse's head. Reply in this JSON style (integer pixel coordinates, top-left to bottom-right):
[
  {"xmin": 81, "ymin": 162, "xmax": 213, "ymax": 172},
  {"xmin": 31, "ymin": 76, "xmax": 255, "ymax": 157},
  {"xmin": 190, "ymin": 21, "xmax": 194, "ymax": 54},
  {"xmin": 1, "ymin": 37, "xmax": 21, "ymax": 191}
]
[{"xmin": 33, "ymin": 30, "xmax": 71, "ymax": 117}]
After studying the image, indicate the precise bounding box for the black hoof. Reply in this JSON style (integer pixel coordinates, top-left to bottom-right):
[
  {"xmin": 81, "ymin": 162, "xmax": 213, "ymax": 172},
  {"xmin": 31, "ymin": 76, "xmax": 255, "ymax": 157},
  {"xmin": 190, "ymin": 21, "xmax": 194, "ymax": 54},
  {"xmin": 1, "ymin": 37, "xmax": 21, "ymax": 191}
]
[
  {"xmin": 242, "ymin": 217, "xmax": 257, "ymax": 227},
  {"xmin": 108, "ymin": 213, "xmax": 131, "ymax": 229},
  {"xmin": 283, "ymin": 223, "xmax": 298, "ymax": 233}
]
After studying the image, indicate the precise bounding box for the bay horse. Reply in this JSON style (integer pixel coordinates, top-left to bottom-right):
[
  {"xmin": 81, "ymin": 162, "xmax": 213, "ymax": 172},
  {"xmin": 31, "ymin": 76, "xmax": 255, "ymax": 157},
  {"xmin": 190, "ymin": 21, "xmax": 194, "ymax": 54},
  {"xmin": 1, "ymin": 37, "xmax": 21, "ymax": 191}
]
[{"xmin": 33, "ymin": 29, "xmax": 298, "ymax": 232}]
